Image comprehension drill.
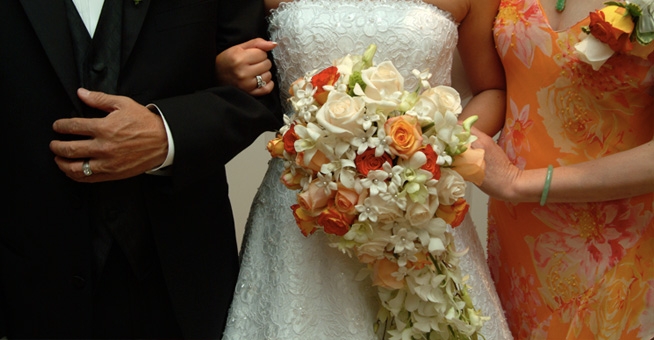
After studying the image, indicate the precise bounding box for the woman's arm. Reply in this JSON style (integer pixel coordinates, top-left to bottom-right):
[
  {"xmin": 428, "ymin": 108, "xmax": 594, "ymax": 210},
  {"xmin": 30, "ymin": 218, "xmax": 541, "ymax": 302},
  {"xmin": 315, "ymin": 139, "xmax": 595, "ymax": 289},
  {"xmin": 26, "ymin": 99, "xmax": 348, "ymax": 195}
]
[
  {"xmin": 456, "ymin": 0, "xmax": 506, "ymax": 136},
  {"xmin": 473, "ymin": 129, "xmax": 654, "ymax": 203}
]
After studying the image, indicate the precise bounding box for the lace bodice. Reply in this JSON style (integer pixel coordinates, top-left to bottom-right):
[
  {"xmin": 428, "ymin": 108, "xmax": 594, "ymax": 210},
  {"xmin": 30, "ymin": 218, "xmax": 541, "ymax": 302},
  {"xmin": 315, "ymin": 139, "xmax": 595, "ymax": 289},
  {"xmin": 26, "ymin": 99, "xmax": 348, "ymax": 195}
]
[{"xmin": 269, "ymin": 0, "xmax": 458, "ymax": 112}]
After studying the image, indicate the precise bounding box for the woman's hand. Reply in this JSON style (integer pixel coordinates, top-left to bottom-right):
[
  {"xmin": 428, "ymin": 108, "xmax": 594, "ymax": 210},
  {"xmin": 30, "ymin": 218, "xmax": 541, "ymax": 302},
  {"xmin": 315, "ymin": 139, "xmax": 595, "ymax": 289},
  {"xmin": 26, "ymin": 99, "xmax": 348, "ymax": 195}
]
[
  {"xmin": 215, "ymin": 38, "xmax": 277, "ymax": 96},
  {"xmin": 470, "ymin": 127, "xmax": 524, "ymax": 202}
]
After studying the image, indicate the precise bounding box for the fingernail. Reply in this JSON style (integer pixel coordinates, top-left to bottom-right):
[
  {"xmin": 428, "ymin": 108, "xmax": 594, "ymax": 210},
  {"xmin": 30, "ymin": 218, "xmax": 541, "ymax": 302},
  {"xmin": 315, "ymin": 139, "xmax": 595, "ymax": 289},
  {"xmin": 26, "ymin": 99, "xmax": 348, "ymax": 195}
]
[{"xmin": 78, "ymin": 88, "xmax": 90, "ymax": 96}]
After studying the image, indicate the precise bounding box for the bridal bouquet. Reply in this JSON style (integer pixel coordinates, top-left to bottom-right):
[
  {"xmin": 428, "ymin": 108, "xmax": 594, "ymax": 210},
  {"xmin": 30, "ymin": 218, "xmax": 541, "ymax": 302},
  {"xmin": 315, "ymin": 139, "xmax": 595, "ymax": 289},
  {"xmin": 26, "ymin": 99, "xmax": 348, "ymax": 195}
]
[{"xmin": 267, "ymin": 44, "xmax": 487, "ymax": 339}]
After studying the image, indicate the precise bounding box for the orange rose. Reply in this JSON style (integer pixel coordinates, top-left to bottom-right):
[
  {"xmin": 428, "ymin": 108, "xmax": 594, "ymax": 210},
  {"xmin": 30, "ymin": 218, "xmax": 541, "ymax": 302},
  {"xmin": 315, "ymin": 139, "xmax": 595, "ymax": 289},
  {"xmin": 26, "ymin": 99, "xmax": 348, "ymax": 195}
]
[
  {"xmin": 311, "ymin": 66, "xmax": 340, "ymax": 105},
  {"xmin": 384, "ymin": 115, "xmax": 423, "ymax": 159},
  {"xmin": 436, "ymin": 198, "xmax": 469, "ymax": 228},
  {"xmin": 317, "ymin": 204, "xmax": 354, "ymax": 236},
  {"xmin": 588, "ymin": 9, "xmax": 633, "ymax": 53},
  {"xmin": 297, "ymin": 180, "xmax": 334, "ymax": 213},
  {"xmin": 283, "ymin": 125, "xmax": 299, "ymax": 155},
  {"xmin": 280, "ymin": 168, "xmax": 304, "ymax": 190},
  {"xmin": 354, "ymin": 148, "xmax": 393, "ymax": 176},
  {"xmin": 334, "ymin": 184, "xmax": 360, "ymax": 214},
  {"xmin": 266, "ymin": 135, "xmax": 285, "ymax": 158},
  {"xmin": 291, "ymin": 204, "xmax": 318, "ymax": 236},
  {"xmin": 371, "ymin": 258, "xmax": 404, "ymax": 289},
  {"xmin": 296, "ymin": 149, "xmax": 330, "ymax": 173},
  {"xmin": 419, "ymin": 145, "xmax": 441, "ymax": 180}
]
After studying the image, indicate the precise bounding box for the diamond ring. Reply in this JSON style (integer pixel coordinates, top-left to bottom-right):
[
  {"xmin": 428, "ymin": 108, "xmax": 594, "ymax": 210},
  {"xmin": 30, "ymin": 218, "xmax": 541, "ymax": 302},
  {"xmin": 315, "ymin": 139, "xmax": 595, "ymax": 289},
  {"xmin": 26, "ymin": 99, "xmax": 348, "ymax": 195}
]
[
  {"xmin": 256, "ymin": 75, "xmax": 266, "ymax": 89},
  {"xmin": 82, "ymin": 159, "xmax": 93, "ymax": 176}
]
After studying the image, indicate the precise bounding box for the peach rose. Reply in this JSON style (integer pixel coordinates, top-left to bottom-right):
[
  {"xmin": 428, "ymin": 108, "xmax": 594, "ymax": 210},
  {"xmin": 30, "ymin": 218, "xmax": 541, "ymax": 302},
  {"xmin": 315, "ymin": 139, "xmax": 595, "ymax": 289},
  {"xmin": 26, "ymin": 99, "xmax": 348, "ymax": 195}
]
[
  {"xmin": 291, "ymin": 204, "xmax": 318, "ymax": 237},
  {"xmin": 451, "ymin": 148, "xmax": 485, "ymax": 186},
  {"xmin": 384, "ymin": 115, "xmax": 423, "ymax": 159},
  {"xmin": 266, "ymin": 135, "xmax": 285, "ymax": 158},
  {"xmin": 371, "ymin": 258, "xmax": 404, "ymax": 290},
  {"xmin": 311, "ymin": 66, "xmax": 340, "ymax": 105},
  {"xmin": 280, "ymin": 167, "xmax": 303, "ymax": 190},
  {"xmin": 317, "ymin": 204, "xmax": 354, "ymax": 236},
  {"xmin": 334, "ymin": 184, "xmax": 360, "ymax": 215},
  {"xmin": 297, "ymin": 179, "xmax": 334, "ymax": 213},
  {"xmin": 296, "ymin": 149, "xmax": 330, "ymax": 173},
  {"xmin": 436, "ymin": 198, "xmax": 469, "ymax": 228},
  {"xmin": 354, "ymin": 148, "xmax": 393, "ymax": 176}
]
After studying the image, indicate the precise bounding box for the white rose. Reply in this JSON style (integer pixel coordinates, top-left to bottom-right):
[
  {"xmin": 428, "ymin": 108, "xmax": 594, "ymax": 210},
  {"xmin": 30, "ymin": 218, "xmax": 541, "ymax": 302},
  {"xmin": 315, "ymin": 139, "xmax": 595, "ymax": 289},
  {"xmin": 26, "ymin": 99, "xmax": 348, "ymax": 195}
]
[
  {"xmin": 407, "ymin": 94, "xmax": 441, "ymax": 127},
  {"xmin": 574, "ymin": 34, "xmax": 614, "ymax": 71},
  {"xmin": 315, "ymin": 91, "xmax": 366, "ymax": 137},
  {"xmin": 436, "ymin": 168, "xmax": 466, "ymax": 205},
  {"xmin": 405, "ymin": 194, "xmax": 439, "ymax": 227},
  {"xmin": 421, "ymin": 86, "xmax": 462, "ymax": 115},
  {"xmin": 357, "ymin": 229, "xmax": 392, "ymax": 258},
  {"xmin": 361, "ymin": 61, "xmax": 404, "ymax": 106},
  {"xmin": 367, "ymin": 195, "xmax": 403, "ymax": 224}
]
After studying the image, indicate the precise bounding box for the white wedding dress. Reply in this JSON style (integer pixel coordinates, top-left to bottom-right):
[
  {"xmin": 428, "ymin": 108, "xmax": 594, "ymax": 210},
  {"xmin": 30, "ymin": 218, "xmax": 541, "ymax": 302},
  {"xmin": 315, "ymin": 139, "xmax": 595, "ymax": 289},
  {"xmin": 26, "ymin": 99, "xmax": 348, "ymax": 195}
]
[{"xmin": 222, "ymin": 1, "xmax": 512, "ymax": 339}]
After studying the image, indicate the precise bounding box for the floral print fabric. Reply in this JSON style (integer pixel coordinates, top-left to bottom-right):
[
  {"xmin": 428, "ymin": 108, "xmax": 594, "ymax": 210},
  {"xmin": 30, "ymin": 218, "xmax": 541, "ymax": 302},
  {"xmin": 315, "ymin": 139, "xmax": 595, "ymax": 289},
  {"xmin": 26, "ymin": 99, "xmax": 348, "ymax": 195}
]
[{"xmin": 489, "ymin": 0, "xmax": 654, "ymax": 339}]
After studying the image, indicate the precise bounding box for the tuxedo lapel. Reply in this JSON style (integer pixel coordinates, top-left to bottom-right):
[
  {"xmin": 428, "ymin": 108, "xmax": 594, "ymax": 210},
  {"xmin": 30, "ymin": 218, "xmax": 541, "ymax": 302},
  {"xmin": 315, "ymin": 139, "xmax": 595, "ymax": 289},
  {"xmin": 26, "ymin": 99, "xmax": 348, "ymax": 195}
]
[
  {"xmin": 19, "ymin": 0, "xmax": 83, "ymax": 115},
  {"xmin": 122, "ymin": 0, "xmax": 151, "ymax": 68}
]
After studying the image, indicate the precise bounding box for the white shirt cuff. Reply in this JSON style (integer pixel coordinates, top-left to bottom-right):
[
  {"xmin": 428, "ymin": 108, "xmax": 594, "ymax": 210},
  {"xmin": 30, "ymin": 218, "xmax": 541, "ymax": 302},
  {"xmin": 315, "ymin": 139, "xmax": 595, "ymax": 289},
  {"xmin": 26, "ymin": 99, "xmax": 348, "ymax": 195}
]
[{"xmin": 145, "ymin": 103, "xmax": 175, "ymax": 175}]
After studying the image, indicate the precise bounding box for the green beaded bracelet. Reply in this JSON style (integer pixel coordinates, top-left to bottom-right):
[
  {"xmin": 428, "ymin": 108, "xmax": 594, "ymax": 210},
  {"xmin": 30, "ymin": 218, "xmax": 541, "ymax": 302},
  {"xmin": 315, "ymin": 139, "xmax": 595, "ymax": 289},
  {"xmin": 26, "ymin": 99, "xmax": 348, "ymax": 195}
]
[{"xmin": 540, "ymin": 165, "xmax": 553, "ymax": 206}]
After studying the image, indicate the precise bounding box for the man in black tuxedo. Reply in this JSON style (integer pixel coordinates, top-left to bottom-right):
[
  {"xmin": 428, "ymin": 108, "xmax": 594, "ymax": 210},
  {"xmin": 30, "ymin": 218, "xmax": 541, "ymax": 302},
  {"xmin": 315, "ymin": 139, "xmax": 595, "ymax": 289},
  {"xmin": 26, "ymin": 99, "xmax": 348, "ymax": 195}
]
[{"xmin": 0, "ymin": 0, "xmax": 281, "ymax": 338}]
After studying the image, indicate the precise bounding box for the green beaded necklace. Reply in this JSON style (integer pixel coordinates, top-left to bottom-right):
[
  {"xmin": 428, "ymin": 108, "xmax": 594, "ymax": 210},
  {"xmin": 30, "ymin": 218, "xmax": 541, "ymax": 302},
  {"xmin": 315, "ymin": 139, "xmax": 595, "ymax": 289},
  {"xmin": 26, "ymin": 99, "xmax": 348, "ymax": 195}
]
[{"xmin": 556, "ymin": 0, "xmax": 566, "ymax": 12}]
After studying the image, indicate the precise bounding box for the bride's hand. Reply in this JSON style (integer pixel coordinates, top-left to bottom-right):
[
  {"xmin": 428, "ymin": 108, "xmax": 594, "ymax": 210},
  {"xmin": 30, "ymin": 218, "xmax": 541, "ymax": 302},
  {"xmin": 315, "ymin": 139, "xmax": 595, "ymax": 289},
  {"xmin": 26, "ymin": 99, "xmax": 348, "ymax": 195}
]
[
  {"xmin": 215, "ymin": 38, "xmax": 277, "ymax": 96},
  {"xmin": 470, "ymin": 127, "xmax": 523, "ymax": 202}
]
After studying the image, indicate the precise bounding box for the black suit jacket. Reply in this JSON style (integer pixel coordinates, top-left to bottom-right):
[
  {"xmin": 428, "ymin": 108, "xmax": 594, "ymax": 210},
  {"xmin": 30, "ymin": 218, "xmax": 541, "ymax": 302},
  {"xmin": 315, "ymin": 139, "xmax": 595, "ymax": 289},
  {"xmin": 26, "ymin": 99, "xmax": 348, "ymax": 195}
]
[{"xmin": 0, "ymin": 0, "xmax": 281, "ymax": 338}]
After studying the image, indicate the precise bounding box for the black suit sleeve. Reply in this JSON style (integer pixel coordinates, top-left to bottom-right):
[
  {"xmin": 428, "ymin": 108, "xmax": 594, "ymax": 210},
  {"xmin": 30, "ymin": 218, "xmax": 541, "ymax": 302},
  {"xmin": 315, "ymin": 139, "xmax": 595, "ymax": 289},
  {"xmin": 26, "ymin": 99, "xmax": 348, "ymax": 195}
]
[
  {"xmin": 152, "ymin": 0, "xmax": 282, "ymax": 190},
  {"xmin": 153, "ymin": 87, "xmax": 280, "ymax": 190}
]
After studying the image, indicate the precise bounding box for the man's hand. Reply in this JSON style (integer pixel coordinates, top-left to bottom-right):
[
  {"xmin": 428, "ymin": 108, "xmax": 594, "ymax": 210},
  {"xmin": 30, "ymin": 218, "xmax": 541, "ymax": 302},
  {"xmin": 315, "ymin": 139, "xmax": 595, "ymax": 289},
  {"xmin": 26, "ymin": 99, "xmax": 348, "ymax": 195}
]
[
  {"xmin": 215, "ymin": 38, "xmax": 277, "ymax": 96},
  {"xmin": 49, "ymin": 88, "xmax": 168, "ymax": 182}
]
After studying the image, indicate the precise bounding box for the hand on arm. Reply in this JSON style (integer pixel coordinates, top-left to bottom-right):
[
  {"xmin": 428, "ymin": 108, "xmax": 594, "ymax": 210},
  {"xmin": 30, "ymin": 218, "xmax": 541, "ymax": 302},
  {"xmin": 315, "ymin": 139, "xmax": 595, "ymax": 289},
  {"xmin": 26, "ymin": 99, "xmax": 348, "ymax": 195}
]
[
  {"xmin": 215, "ymin": 38, "xmax": 277, "ymax": 96},
  {"xmin": 472, "ymin": 128, "xmax": 654, "ymax": 203},
  {"xmin": 49, "ymin": 88, "xmax": 168, "ymax": 182}
]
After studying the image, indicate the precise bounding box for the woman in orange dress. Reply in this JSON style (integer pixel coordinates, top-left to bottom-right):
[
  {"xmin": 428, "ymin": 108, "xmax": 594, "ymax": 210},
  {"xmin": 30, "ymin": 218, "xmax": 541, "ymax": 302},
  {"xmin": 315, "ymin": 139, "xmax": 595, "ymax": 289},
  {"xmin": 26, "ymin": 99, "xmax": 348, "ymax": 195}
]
[{"xmin": 467, "ymin": 0, "xmax": 654, "ymax": 338}]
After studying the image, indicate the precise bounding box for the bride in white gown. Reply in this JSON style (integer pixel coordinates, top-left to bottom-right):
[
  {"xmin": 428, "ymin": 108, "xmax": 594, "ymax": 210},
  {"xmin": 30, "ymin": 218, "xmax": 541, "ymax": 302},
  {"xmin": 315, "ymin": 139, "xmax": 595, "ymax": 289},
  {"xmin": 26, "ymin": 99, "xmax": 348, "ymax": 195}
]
[{"xmin": 223, "ymin": 0, "xmax": 512, "ymax": 339}]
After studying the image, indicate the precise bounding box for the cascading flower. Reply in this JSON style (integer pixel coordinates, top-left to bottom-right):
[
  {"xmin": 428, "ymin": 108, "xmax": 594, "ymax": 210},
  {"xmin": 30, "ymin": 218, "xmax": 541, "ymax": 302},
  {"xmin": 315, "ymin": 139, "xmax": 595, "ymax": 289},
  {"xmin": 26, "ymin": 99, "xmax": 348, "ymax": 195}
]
[{"xmin": 269, "ymin": 44, "xmax": 487, "ymax": 339}]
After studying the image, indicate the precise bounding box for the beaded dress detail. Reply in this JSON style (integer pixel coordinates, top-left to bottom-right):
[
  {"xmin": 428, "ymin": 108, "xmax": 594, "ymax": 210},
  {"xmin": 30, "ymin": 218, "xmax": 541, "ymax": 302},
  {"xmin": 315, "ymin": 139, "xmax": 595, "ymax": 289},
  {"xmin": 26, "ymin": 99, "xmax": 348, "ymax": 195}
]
[{"xmin": 222, "ymin": 1, "xmax": 511, "ymax": 339}]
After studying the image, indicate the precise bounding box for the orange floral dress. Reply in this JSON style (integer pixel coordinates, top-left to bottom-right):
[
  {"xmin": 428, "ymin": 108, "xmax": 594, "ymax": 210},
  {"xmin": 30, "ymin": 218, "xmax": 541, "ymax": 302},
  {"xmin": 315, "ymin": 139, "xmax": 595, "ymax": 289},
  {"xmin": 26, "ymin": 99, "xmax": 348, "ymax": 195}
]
[{"xmin": 489, "ymin": 0, "xmax": 654, "ymax": 339}]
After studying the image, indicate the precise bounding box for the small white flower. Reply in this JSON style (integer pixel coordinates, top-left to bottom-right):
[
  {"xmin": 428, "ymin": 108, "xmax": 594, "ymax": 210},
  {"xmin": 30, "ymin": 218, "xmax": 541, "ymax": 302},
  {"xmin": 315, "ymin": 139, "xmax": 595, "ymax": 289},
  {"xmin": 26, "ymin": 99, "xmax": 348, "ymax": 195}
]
[
  {"xmin": 315, "ymin": 172, "xmax": 338, "ymax": 195},
  {"xmin": 360, "ymin": 169, "xmax": 389, "ymax": 196},
  {"xmin": 355, "ymin": 197, "xmax": 380, "ymax": 223},
  {"xmin": 390, "ymin": 227, "xmax": 418, "ymax": 254}
]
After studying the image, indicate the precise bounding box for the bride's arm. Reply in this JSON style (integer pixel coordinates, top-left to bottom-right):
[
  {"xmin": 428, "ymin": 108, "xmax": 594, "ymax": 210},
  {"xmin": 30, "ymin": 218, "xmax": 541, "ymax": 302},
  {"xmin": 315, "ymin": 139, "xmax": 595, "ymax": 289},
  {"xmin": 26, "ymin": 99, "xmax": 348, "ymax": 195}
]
[{"xmin": 456, "ymin": 0, "xmax": 506, "ymax": 136}]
